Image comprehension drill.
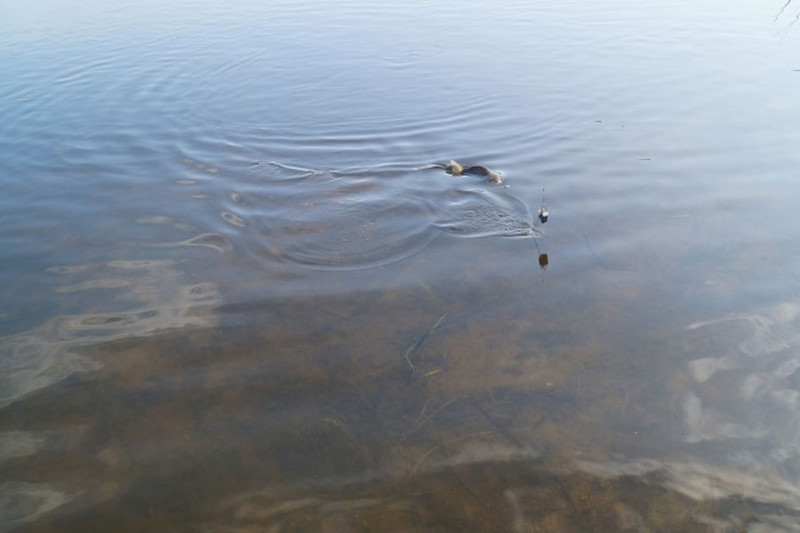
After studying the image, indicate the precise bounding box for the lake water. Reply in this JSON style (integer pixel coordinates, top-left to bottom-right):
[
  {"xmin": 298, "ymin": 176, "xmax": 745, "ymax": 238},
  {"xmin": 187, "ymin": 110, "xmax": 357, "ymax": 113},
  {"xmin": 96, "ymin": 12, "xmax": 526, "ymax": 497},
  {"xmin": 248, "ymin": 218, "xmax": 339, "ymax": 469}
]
[{"xmin": 3, "ymin": 0, "xmax": 800, "ymax": 530}]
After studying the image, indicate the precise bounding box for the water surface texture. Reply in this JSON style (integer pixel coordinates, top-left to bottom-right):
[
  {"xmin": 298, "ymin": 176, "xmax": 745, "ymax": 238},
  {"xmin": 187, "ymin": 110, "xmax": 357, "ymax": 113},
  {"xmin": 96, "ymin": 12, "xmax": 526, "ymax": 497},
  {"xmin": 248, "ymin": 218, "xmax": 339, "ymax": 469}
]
[{"xmin": 3, "ymin": 0, "xmax": 800, "ymax": 530}]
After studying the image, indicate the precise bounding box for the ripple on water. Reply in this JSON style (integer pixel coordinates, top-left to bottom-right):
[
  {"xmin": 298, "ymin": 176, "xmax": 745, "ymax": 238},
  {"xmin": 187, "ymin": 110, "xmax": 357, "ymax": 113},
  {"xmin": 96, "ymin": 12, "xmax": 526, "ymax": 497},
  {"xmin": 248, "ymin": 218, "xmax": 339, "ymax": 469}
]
[
  {"xmin": 220, "ymin": 210, "xmax": 246, "ymax": 228},
  {"xmin": 434, "ymin": 187, "xmax": 541, "ymax": 239},
  {"xmin": 244, "ymin": 168, "xmax": 439, "ymax": 271},
  {"xmin": 222, "ymin": 161, "xmax": 543, "ymax": 271}
]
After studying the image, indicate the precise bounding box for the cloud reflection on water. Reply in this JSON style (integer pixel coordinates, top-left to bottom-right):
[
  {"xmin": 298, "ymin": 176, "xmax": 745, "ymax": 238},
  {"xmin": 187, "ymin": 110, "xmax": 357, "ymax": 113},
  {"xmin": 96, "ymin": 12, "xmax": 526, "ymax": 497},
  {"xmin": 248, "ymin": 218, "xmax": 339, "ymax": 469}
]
[{"xmin": 0, "ymin": 259, "xmax": 219, "ymax": 407}]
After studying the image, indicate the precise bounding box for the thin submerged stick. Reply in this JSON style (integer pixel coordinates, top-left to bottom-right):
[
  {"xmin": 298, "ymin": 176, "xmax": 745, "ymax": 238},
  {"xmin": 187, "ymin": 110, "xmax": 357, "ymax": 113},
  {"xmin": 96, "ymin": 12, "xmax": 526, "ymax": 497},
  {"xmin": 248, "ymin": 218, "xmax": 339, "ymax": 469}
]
[
  {"xmin": 413, "ymin": 399, "xmax": 432, "ymax": 427},
  {"xmin": 403, "ymin": 312, "xmax": 448, "ymax": 373},
  {"xmin": 410, "ymin": 431, "xmax": 496, "ymax": 477},
  {"xmin": 409, "ymin": 397, "xmax": 460, "ymax": 433},
  {"xmin": 411, "ymin": 446, "xmax": 440, "ymax": 477}
]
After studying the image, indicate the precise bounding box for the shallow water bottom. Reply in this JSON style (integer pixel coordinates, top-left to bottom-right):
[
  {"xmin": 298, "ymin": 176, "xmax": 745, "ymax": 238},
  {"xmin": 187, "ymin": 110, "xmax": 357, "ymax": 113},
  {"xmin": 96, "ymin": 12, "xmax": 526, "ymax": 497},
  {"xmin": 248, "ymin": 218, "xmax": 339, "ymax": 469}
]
[{"xmin": 5, "ymin": 268, "xmax": 797, "ymax": 532}]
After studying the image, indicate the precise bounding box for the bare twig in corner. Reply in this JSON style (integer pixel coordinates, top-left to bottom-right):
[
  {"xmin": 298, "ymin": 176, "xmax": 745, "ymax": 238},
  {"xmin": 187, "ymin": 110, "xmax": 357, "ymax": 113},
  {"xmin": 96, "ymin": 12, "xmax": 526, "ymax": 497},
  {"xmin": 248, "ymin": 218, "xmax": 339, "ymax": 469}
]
[{"xmin": 774, "ymin": 0, "xmax": 794, "ymax": 24}]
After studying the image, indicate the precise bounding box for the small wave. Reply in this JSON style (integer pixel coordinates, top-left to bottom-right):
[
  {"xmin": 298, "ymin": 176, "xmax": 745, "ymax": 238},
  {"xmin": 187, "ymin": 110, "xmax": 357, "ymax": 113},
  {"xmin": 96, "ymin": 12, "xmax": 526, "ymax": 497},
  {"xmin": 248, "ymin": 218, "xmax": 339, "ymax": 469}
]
[
  {"xmin": 434, "ymin": 187, "xmax": 541, "ymax": 239},
  {"xmin": 245, "ymin": 171, "xmax": 439, "ymax": 271},
  {"xmin": 222, "ymin": 161, "xmax": 542, "ymax": 271}
]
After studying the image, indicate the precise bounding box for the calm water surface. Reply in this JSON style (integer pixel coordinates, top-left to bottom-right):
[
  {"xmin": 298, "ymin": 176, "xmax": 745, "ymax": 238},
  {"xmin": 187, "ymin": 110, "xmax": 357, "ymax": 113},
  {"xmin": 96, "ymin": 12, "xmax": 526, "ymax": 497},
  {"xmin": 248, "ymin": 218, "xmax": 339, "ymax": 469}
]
[{"xmin": 3, "ymin": 0, "xmax": 800, "ymax": 530}]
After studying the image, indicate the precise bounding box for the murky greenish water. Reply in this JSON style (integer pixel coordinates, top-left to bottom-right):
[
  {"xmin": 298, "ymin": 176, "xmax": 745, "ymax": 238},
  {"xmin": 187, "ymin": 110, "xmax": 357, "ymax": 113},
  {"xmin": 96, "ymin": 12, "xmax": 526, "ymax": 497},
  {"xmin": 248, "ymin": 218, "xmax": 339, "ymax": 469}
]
[{"xmin": 3, "ymin": 0, "xmax": 800, "ymax": 530}]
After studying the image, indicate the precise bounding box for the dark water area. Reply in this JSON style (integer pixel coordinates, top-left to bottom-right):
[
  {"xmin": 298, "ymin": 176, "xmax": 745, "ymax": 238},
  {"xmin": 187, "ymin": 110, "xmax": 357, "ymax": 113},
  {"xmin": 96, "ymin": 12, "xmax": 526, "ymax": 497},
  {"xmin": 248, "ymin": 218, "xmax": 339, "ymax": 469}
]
[{"xmin": 3, "ymin": 0, "xmax": 800, "ymax": 530}]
